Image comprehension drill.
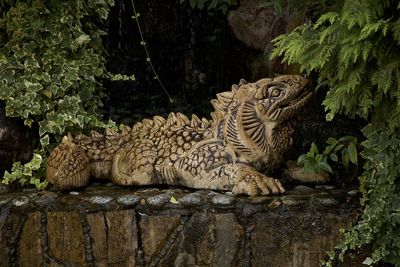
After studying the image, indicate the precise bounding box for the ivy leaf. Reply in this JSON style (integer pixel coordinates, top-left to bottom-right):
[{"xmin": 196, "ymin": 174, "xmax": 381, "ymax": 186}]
[{"xmin": 75, "ymin": 34, "xmax": 91, "ymax": 45}]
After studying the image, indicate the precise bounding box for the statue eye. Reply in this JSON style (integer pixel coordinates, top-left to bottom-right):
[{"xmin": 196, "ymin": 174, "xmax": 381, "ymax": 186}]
[{"xmin": 271, "ymin": 88, "xmax": 281, "ymax": 97}]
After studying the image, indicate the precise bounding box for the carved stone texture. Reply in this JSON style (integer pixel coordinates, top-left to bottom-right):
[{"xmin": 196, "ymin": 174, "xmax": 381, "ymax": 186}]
[
  {"xmin": 19, "ymin": 212, "xmax": 42, "ymax": 267},
  {"xmin": 47, "ymin": 211, "xmax": 85, "ymax": 265},
  {"xmin": 47, "ymin": 75, "xmax": 314, "ymax": 197},
  {"xmin": 158, "ymin": 212, "xmax": 244, "ymax": 267},
  {"xmin": 87, "ymin": 210, "xmax": 138, "ymax": 266},
  {"xmin": 0, "ymin": 101, "xmax": 34, "ymax": 173},
  {"xmin": 139, "ymin": 215, "xmax": 181, "ymax": 265},
  {"xmin": 251, "ymin": 212, "xmax": 357, "ymax": 267}
]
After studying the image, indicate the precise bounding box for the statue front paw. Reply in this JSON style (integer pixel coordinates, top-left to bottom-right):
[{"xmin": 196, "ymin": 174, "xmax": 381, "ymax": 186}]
[{"xmin": 232, "ymin": 172, "xmax": 285, "ymax": 196}]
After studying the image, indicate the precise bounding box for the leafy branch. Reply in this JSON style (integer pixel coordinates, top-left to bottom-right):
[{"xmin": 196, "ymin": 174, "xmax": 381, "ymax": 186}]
[{"xmin": 298, "ymin": 136, "xmax": 358, "ymax": 174}]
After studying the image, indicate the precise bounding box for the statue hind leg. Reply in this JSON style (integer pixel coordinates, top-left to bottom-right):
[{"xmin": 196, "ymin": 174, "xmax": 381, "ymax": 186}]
[
  {"xmin": 110, "ymin": 140, "xmax": 159, "ymax": 185},
  {"xmin": 46, "ymin": 135, "xmax": 91, "ymax": 189}
]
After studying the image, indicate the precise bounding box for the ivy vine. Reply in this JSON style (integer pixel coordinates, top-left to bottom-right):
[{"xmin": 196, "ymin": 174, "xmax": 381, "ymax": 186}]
[{"xmin": 0, "ymin": 0, "xmax": 115, "ymax": 187}]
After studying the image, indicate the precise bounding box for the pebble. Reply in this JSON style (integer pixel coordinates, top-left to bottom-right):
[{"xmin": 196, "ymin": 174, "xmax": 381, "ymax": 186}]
[
  {"xmin": 281, "ymin": 196, "xmax": 307, "ymax": 206},
  {"xmin": 293, "ymin": 185, "xmax": 315, "ymax": 193},
  {"xmin": 146, "ymin": 193, "xmax": 171, "ymax": 207},
  {"xmin": 89, "ymin": 196, "xmax": 113, "ymax": 205},
  {"xmin": 35, "ymin": 192, "xmax": 58, "ymax": 206},
  {"xmin": 211, "ymin": 194, "xmax": 234, "ymax": 205},
  {"xmin": 315, "ymin": 185, "xmax": 335, "ymax": 190},
  {"xmin": 0, "ymin": 197, "xmax": 11, "ymax": 205},
  {"xmin": 347, "ymin": 190, "xmax": 359, "ymax": 196},
  {"xmin": 69, "ymin": 191, "xmax": 80, "ymax": 195},
  {"xmin": 179, "ymin": 193, "xmax": 203, "ymax": 206},
  {"xmin": 267, "ymin": 199, "xmax": 282, "ymax": 209},
  {"xmin": 313, "ymin": 197, "xmax": 339, "ymax": 207},
  {"xmin": 117, "ymin": 195, "xmax": 141, "ymax": 206},
  {"xmin": 12, "ymin": 196, "xmax": 29, "ymax": 207}
]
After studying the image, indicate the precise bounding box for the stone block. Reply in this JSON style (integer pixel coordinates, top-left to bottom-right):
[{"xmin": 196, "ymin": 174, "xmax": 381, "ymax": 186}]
[
  {"xmin": 0, "ymin": 208, "xmax": 9, "ymax": 266},
  {"xmin": 251, "ymin": 212, "xmax": 356, "ymax": 267},
  {"xmin": 139, "ymin": 214, "xmax": 181, "ymax": 265},
  {"xmin": 159, "ymin": 212, "xmax": 244, "ymax": 267},
  {"xmin": 19, "ymin": 212, "xmax": 42, "ymax": 267},
  {"xmin": 87, "ymin": 210, "xmax": 138, "ymax": 266},
  {"xmin": 47, "ymin": 211, "xmax": 85, "ymax": 265}
]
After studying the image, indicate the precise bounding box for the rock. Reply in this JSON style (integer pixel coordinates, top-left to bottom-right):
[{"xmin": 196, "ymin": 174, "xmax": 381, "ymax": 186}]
[
  {"xmin": 0, "ymin": 197, "xmax": 11, "ymax": 205},
  {"xmin": 284, "ymin": 160, "xmax": 330, "ymax": 184},
  {"xmin": 157, "ymin": 213, "xmax": 244, "ymax": 266},
  {"xmin": 89, "ymin": 196, "xmax": 113, "ymax": 205},
  {"xmin": 117, "ymin": 195, "xmax": 141, "ymax": 206},
  {"xmin": 47, "ymin": 212, "xmax": 86, "ymax": 265},
  {"xmin": 139, "ymin": 215, "xmax": 181, "ymax": 265},
  {"xmin": 211, "ymin": 194, "xmax": 235, "ymax": 205},
  {"xmin": 313, "ymin": 197, "xmax": 340, "ymax": 207},
  {"xmin": 179, "ymin": 192, "xmax": 203, "ymax": 206},
  {"xmin": 251, "ymin": 212, "xmax": 356, "ymax": 267},
  {"xmin": 146, "ymin": 193, "xmax": 171, "ymax": 207},
  {"xmin": 227, "ymin": 2, "xmax": 280, "ymax": 51},
  {"xmin": 11, "ymin": 196, "xmax": 29, "ymax": 207},
  {"xmin": 86, "ymin": 210, "xmax": 138, "ymax": 266},
  {"xmin": 315, "ymin": 185, "xmax": 335, "ymax": 190},
  {"xmin": 281, "ymin": 196, "xmax": 307, "ymax": 206},
  {"xmin": 347, "ymin": 190, "xmax": 359, "ymax": 196},
  {"xmin": 19, "ymin": 213, "xmax": 43, "ymax": 267},
  {"xmin": 34, "ymin": 191, "xmax": 58, "ymax": 206},
  {"xmin": 293, "ymin": 185, "xmax": 315, "ymax": 194},
  {"xmin": 267, "ymin": 199, "xmax": 282, "ymax": 209},
  {"xmin": 69, "ymin": 191, "xmax": 80, "ymax": 195}
]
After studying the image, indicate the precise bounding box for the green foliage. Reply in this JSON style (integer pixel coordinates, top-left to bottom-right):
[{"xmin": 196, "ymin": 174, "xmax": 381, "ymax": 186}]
[
  {"xmin": 180, "ymin": 0, "xmax": 237, "ymax": 14},
  {"xmin": 259, "ymin": 0, "xmax": 342, "ymax": 16},
  {"xmin": 0, "ymin": 0, "xmax": 115, "ymax": 187},
  {"xmin": 298, "ymin": 136, "xmax": 358, "ymax": 174},
  {"xmin": 273, "ymin": 0, "xmax": 400, "ymax": 265},
  {"xmin": 3, "ymin": 153, "xmax": 47, "ymax": 189}
]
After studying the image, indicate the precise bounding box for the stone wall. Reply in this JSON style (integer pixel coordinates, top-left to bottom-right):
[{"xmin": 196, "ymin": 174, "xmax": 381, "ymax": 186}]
[{"xmin": 0, "ymin": 185, "xmax": 365, "ymax": 266}]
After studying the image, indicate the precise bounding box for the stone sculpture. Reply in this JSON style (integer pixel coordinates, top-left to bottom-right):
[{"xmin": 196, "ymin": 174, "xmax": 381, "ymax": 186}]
[{"xmin": 46, "ymin": 75, "xmax": 313, "ymax": 196}]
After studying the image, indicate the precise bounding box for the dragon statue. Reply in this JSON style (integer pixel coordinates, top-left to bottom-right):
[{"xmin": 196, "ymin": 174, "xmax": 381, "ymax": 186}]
[{"xmin": 46, "ymin": 75, "xmax": 313, "ymax": 196}]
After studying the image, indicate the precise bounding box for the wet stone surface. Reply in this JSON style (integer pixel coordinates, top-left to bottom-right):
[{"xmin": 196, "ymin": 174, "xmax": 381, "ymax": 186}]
[
  {"xmin": 0, "ymin": 184, "xmax": 365, "ymax": 267},
  {"xmin": 116, "ymin": 194, "xmax": 141, "ymax": 207}
]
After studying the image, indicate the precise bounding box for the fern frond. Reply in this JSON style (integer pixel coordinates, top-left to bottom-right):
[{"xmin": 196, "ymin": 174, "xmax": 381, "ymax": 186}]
[
  {"xmin": 314, "ymin": 12, "xmax": 339, "ymax": 29},
  {"xmin": 341, "ymin": 0, "xmax": 371, "ymax": 29},
  {"xmin": 359, "ymin": 19, "xmax": 390, "ymax": 40},
  {"xmin": 391, "ymin": 18, "xmax": 400, "ymax": 45}
]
